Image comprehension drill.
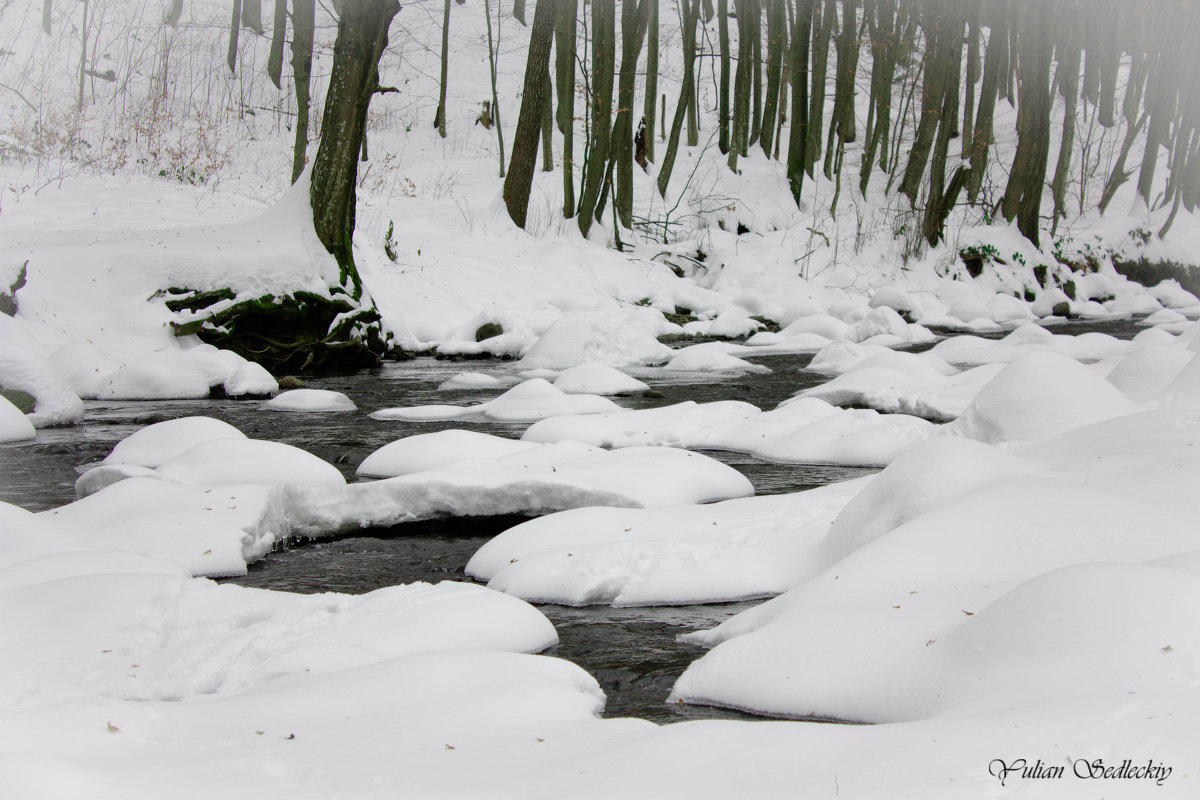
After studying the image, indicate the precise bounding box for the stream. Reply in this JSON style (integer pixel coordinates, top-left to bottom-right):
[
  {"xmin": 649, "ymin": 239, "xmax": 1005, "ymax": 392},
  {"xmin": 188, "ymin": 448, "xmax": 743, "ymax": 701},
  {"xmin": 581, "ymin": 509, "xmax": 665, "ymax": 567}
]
[{"xmin": 0, "ymin": 318, "xmax": 1149, "ymax": 723}]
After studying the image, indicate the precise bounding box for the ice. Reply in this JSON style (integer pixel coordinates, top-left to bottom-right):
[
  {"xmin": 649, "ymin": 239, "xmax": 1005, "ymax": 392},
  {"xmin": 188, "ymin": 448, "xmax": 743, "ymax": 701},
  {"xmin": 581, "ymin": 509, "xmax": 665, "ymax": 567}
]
[{"xmin": 265, "ymin": 388, "xmax": 357, "ymax": 412}]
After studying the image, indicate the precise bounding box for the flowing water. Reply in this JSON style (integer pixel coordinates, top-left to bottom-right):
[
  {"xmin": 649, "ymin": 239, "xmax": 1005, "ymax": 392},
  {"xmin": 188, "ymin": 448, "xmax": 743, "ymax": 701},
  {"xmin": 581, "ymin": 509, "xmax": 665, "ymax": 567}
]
[{"xmin": 0, "ymin": 318, "xmax": 1151, "ymax": 722}]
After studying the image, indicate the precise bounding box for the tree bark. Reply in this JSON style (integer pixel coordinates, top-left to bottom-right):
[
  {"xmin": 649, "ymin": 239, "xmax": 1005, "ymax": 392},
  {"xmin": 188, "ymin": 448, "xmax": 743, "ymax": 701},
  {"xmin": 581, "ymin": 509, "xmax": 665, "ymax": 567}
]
[
  {"xmin": 760, "ymin": 0, "xmax": 785, "ymax": 157},
  {"xmin": 658, "ymin": 0, "xmax": 699, "ymax": 198},
  {"xmin": 718, "ymin": 0, "xmax": 731, "ymax": 153},
  {"xmin": 805, "ymin": 0, "xmax": 835, "ymax": 174},
  {"xmin": 227, "ymin": 0, "xmax": 241, "ymax": 74},
  {"xmin": 310, "ymin": 0, "xmax": 401, "ymax": 292},
  {"xmin": 613, "ymin": 0, "xmax": 650, "ymax": 229},
  {"xmin": 504, "ymin": 0, "xmax": 557, "ymax": 229}
]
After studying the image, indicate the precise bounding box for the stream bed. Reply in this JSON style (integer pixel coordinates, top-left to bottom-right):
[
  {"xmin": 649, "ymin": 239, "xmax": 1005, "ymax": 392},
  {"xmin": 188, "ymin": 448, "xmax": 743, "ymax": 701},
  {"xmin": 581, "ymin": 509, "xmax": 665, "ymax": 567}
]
[{"xmin": 0, "ymin": 318, "xmax": 1149, "ymax": 723}]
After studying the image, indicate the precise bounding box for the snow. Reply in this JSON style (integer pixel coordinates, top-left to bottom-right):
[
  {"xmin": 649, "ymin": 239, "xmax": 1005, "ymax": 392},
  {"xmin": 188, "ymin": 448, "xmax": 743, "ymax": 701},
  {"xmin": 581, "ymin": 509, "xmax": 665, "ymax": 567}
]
[
  {"xmin": 265, "ymin": 388, "xmax": 357, "ymax": 412},
  {"xmin": 153, "ymin": 438, "xmax": 346, "ymax": 487},
  {"xmin": 223, "ymin": 360, "xmax": 279, "ymax": 396},
  {"xmin": 0, "ymin": 340, "xmax": 84, "ymax": 427},
  {"xmin": 371, "ymin": 377, "xmax": 622, "ymax": 422},
  {"xmin": 357, "ymin": 429, "xmax": 541, "ymax": 477}
]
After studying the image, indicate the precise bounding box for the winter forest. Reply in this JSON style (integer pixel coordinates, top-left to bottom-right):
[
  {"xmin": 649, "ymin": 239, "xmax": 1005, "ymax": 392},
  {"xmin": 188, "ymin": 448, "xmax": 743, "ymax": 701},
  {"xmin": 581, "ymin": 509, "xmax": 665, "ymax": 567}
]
[{"xmin": 2, "ymin": 0, "xmax": 1200, "ymax": 797}]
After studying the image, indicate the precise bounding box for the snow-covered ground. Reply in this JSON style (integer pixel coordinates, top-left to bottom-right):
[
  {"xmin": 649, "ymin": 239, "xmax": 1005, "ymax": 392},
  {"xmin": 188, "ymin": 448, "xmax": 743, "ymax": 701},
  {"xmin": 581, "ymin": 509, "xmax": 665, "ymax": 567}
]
[{"xmin": 4, "ymin": 0, "xmax": 1200, "ymax": 795}]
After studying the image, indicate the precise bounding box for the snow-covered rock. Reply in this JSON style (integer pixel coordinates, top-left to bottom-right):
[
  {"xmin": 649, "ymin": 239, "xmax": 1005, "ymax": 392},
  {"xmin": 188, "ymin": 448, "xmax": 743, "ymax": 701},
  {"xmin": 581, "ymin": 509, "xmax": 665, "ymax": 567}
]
[{"xmin": 265, "ymin": 388, "xmax": 357, "ymax": 412}]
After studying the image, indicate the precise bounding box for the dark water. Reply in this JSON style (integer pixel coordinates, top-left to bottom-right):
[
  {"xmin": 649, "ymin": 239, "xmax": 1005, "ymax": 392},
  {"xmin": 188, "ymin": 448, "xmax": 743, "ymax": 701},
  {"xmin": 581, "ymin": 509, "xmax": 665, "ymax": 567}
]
[{"xmin": 0, "ymin": 317, "xmax": 1150, "ymax": 722}]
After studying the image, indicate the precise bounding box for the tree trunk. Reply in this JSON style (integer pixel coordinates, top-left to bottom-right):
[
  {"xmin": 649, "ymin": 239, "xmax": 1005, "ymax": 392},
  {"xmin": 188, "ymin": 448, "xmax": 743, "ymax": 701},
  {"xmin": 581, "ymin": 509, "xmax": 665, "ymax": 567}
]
[
  {"xmin": 556, "ymin": 0, "xmax": 577, "ymax": 214},
  {"xmin": 643, "ymin": 0, "xmax": 658, "ymax": 163},
  {"xmin": 718, "ymin": 0, "xmax": 731, "ymax": 153},
  {"xmin": 786, "ymin": 0, "xmax": 813, "ymax": 205},
  {"xmin": 242, "ymin": 0, "xmax": 263, "ymax": 34},
  {"xmin": 860, "ymin": 0, "xmax": 897, "ymax": 194},
  {"xmin": 266, "ymin": 0, "xmax": 286, "ymax": 88},
  {"xmin": 1001, "ymin": 1, "xmax": 1055, "ymax": 246},
  {"xmin": 760, "ymin": 0, "xmax": 784, "ymax": 157},
  {"xmin": 436, "ymin": 0, "xmax": 451, "ymax": 138},
  {"xmin": 226, "ymin": 0, "xmax": 241, "ymax": 75},
  {"xmin": 832, "ymin": 0, "xmax": 859, "ymax": 145},
  {"xmin": 578, "ymin": 0, "xmax": 615, "ymax": 236},
  {"xmin": 485, "ymin": 0, "xmax": 507, "ymax": 177},
  {"xmin": 658, "ymin": 0, "xmax": 699, "ymax": 198},
  {"xmin": 806, "ymin": 0, "xmax": 835, "ymax": 174},
  {"xmin": 899, "ymin": 0, "xmax": 953, "ymax": 205},
  {"xmin": 967, "ymin": 0, "xmax": 1004, "ymax": 203},
  {"xmin": 685, "ymin": 0, "xmax": 700, "ymax": 146},
  {"xmin": 749, "ymin": 0, "xmax": 762, "ymax": 146},
  {"xmin": 1051, "ymin": 19, "xmax": 1082, "ymax": 228},
  {"xmin": 504, "ymin": 0, "xmax": 557, "ymax": 229},
  {"xmin": 729, "ymin": 0, "xmax": 752, "ymax": 171},
  {"xmin": 614, "ymin": 0, "xmax": 650, "ymax": 229},
  {"xmin": 290, "ymin": 0, "xmax": 316, "ymax": 184},
  {"xmin": 310, "ymin": 0, "xmax": 401, "ymax": 292}
]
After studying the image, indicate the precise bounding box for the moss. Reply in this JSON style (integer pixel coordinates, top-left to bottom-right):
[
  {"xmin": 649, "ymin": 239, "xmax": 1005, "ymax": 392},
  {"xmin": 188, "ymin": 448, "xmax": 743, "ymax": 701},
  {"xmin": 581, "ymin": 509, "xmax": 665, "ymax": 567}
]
[
  {"xmin": 163, "ymin": 287, "xmax": 236, "ymax": 313},
  {"xmin": 165, "ymin": 288, "xmax": 388, "ymax": 373},
  {"xmin": 475, "ymin": 322, "xmax": 504, "ymax": 341},
  {"xmin": 0, "ymin": 388, "xmax": 35, "ymax": 414},
  {"xmin": 1062, "ymin": 280, "xmax": 1077, "ymax": 300},
  {"xmin": 1112, "ymin": 257, "xmax": 1200, "ymax": 298},
  {"xmin": 749, "ymin": 315, "xmax": 781, "ymax": 333}
]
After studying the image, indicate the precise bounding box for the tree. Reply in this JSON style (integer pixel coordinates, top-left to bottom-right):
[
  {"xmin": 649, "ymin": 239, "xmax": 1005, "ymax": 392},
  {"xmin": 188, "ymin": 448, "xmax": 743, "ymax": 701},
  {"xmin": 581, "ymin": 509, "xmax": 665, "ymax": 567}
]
[
  {"xmin": 310, "ymin": 0, "xmax": 401, "ymax": 291},
  {"xmin": 643, "ymin": 0, "xmax": 659, "ymax": 163},
  {"xmin": 658, "ymin": 0, "xmax": 700, "ymax": 198},
  {"xmin": 718, "ymin": 0, "xmax": 731, "ymax": 153},
  {"xmin": 503, "ymin": 0, "xmax": 557, "ymax": 229},
  {"xmin": 613, "ymin": 0, "xmax": 650, "ymax": 229},
  {"xmin": 760, "ymin": 0, "xmax": 785, "ymax": 158}
]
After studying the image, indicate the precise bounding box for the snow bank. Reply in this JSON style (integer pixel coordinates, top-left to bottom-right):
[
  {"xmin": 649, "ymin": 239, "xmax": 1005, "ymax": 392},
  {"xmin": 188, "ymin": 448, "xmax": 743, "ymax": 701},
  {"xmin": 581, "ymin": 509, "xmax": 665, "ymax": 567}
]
[
  {"xmin": 371, "ymin": 377, "xmax": 621, "ymax": 422},
  {"xmin": 0, "ymin": 342, "xmax": 84, "ymax": 426},
  {"xmin": 517, "ymin": 311, "xmax": 672, "ymax": 370}
]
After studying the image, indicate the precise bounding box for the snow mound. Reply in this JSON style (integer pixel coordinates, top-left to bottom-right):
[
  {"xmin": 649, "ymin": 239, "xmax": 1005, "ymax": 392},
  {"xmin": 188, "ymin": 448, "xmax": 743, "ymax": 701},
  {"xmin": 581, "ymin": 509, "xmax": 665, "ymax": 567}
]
[
  {"xmin": 950, "ymin": 350, "xmax": 1137, "ymax": 444},
  {"xmin": 358, "ymin": 429, "xmax": 538, "ymax": 477},
  {"xmin": 673, "ymin": 478, "xmax": 1200, "ymax": 722},
  {"xmin": 437, "ymin": 371, "xmax": 507, "ymax": 390},
  {"xmin": 289, "ymin": 446, "xmax": 754, "ymax": 540},
  {"xmin": 154, "ymin": 438, "xmax": 345, "ymax": 487},
  {"xmin": 551, "ymin": 362, "xmax": 650, "ymax": 395},
  {"xmin": 0, "ymin": 394, "xmax": 35, "ymax": 442},
  {"xmin": 371, "ymin": 377, "xmax": 622, "ymax": 422},
  {"xmin": 821, "ymin": 437, "xmax": 1045, "ymax": 564},
  {"xmin": 524, "ymin": 398, "xmax": 935, "ymax": 466},
  {"xmin": 467, "ymin": 480, "xmax": 866, "ymax": 607},
  {"xmin": 1105, "ymin": 345, "xmax": 1195, "ymax": 402},
  {"xmin": 102, "ymin": 416, "xmax": 247, "ymax": 468},
  {"xmin": 223, "ymin": 360, "xmax": 278, "ymax": 396},
  {"xmin": 517, "ymin": 311, "xmax": 672, "ymax": 370},
  {"xmin": 0, "ymin": 344, "xmax": 84, "ymax": 427},
  {"xmin": 0, "ymin": 574, "xmax": 558, "ymax": 707},
  {"xmin": 265, "ymin": 388, "xmax": 357, "ymax": 412},
  {"xmin": 664, "ymin": 342, "xmax": 770, "ymax": 374}
]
